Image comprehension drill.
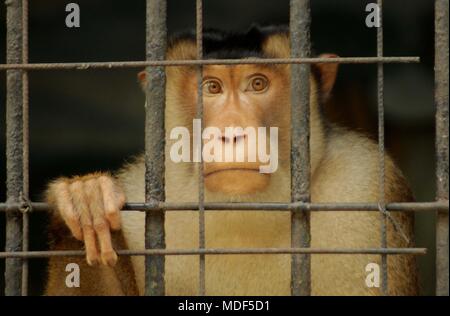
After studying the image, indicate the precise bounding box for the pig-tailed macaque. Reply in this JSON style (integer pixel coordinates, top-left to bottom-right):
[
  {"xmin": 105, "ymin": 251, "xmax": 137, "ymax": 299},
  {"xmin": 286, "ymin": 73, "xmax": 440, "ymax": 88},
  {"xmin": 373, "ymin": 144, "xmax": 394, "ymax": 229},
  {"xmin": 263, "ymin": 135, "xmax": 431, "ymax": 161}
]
[{"xmin": 45, "ymin": 26, "xmax": 417, "ymax": 296}]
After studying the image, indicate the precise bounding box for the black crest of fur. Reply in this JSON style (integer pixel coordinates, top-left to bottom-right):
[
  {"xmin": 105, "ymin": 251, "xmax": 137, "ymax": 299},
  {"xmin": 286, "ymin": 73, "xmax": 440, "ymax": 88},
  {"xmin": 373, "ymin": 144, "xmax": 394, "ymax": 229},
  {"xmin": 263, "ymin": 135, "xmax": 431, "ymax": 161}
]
[{"xmin": 170, "ymin": 25, "xmax": 289, "ymax": 59}]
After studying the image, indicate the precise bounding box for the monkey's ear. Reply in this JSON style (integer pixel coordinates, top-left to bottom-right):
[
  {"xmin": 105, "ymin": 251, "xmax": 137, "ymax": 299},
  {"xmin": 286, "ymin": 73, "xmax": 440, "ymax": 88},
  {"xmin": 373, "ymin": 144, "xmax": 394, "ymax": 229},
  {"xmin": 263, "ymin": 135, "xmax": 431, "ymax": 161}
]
[
  {"xmin": 313, "ymin": 54, "xmax": 339, "ymax": 99},
  {"xmin": 138, "ymin": 70, "xmax": 147, "ymax": 91}
]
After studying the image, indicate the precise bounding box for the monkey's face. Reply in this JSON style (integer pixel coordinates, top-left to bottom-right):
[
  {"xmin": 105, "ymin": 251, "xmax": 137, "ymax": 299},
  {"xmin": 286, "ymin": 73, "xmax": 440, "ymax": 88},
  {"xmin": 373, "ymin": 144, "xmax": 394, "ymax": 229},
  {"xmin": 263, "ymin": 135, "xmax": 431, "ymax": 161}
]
[
  {"xmin": 155, "ymin": 30, "xmax": 338, "ymax": 197},
  {"xmin": 185, "ymin": 64, "xmax": 291, "ymax": 195}
]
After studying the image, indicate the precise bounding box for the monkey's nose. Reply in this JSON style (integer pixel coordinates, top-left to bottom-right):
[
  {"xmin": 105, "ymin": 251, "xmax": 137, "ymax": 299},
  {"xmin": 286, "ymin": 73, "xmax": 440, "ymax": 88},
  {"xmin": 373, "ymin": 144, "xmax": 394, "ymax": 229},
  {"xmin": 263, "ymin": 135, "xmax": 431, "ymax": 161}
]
[{"xmin": 221, "ymin": 133, "xmax": 247, "ymax": 144}]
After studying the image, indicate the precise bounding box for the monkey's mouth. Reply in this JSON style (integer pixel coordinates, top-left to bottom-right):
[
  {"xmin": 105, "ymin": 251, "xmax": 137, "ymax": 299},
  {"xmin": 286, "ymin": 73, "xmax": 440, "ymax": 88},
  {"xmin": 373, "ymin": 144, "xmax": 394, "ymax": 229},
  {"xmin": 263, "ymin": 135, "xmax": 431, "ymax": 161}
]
[
  {"xmin": 204, "ymin": 167, "xmax": 262, "ymax": 178},
  {"xmin": 203, "ymin": 164, "xmax": 271, "ymax": 194}
]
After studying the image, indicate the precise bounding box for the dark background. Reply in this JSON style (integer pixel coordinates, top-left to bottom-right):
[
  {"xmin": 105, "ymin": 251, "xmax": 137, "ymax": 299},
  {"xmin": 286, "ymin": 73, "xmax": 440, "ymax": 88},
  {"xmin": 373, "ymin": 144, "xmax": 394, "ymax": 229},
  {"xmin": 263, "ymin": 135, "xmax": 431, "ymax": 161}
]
[{"xmin": 0, "ymin": 0, "xmax": 438, "ymax": 295}]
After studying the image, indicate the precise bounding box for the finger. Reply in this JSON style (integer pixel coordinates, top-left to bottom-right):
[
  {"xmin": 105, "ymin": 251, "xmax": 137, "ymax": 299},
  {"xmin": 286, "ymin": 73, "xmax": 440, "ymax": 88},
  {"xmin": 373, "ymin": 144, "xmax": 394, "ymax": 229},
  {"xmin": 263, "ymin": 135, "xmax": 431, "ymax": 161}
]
[
  {"xmin": 70, "ymin": 181, "xmax": 100, "ymax": 266},
  {"xmin": 52, "ymin": 181, "xmax": 83, "ymax": 241},
  {"xmin": 83, "ymin": 223, "xmax": 100, "ymax": 267},
  {"xmin": 85, "ymin": 179, "xmax": 118, "ymax": 267},
  {"xmin": 99, "ymin": 175, "xmax": 124, "ymax": 231},
  {"xmin": 94, "ymin": 217, "xmax": 118, "ymax": 267}
]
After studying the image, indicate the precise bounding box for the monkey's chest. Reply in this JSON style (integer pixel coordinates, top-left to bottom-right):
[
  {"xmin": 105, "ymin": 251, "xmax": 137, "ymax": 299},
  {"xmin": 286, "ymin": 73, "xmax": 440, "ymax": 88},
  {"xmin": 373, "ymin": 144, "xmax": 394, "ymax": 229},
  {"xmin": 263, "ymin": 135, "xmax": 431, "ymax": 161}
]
[{"xmin": 121, "ymin": 211, "xmax": 292, "ymax": 295}]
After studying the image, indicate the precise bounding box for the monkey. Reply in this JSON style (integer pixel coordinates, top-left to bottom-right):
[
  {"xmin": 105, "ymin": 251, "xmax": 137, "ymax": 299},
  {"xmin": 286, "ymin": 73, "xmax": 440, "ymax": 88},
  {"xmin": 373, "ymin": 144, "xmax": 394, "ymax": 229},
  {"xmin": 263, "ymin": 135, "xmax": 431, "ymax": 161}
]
[{"xmin": 44, "ymin": 26, "xmax": 418, "ymax": 296}]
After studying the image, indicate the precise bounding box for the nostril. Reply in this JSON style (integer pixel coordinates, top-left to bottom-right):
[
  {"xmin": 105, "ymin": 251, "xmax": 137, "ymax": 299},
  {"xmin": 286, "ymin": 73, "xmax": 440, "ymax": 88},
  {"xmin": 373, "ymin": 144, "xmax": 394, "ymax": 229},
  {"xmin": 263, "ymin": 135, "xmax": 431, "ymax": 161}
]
[
  {"xmin": 221, "ymin": 135, "xmax": 230, "ymax": 144},
  {"xmin": 220, "ymin": 133, "xmax": 247, "ymax": 144},
  {"xmin": 234, "ymin": 134, "xmax": 246, "ymax": 143}
]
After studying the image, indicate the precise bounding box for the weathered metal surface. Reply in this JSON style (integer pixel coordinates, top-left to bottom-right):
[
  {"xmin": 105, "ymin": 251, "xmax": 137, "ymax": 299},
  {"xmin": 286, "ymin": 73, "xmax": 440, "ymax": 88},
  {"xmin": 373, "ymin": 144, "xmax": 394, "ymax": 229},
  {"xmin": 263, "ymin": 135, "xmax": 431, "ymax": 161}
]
[
  {"xmin": 0, "ymin": 247, "xmax": 428, "ymax": 259},
  {"xmin": 195, "ymin": 0, "xmax": 206, "ymax": 297},
  {"xmin": 435, "ymin": 0, "xmax": 449, "ymax": 297},
  {"xmin": 5, "ymin": 0, "xmax": 24, "ymax": 297},
  {"xmin": 290, "ymin": 0, "xmax": 311, "ymax": 296},
  {"xmin": 1, "ymin": 201, "xmax": 448, "ymax": 213},
  {"xmin": 376, "ymin": 0, "xmax": 388, "ymax": 296},
  {"xmin": 0, "ymin": 57, "xmax": 421, "ymax": 71},
  {"xmin": 144, "ymin": 0, "xmax": 167, "ymax": 296}
]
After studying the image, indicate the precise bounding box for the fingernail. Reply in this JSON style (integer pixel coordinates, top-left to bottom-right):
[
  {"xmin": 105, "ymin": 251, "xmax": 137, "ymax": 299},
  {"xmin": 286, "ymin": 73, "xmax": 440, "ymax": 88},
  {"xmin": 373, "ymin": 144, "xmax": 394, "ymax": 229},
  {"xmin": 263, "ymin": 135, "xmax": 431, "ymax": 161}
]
[
  {"xmin": 87, "ymin": 256, "xmax": 99, "ymax": 267},
  {"xmin": 102, "ymin": 251, "xmax": 118, "ymax": 267}
]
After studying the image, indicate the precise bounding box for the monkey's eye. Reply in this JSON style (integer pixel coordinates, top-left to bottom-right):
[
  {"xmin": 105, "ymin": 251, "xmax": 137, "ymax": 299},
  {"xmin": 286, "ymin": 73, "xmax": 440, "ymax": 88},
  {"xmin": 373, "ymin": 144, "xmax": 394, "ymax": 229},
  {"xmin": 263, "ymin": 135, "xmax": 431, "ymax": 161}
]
[
  {"xmin": 247, "ymin": 75, "xmax": 269, "ymax": 93},
  {"xmin": 203, "ymin": 79, "xmax": 223, "ymax": 95}
]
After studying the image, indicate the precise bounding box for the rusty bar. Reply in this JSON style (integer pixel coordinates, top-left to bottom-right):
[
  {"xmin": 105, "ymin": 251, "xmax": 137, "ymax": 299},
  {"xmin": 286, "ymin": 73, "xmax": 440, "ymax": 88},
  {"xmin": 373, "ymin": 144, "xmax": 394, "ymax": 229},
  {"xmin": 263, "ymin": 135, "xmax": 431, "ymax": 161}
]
[
  {"xmin": 377, "ymin": 0, "xmax": 388, "ymax": 296},
  {"xmin": 435, "ymin": 0, "xmax": 449, "ymax": 297},
  {"xmin": 290, "ymin": 0, "xmax": 311, "ymax": 296},
  {"xmin": 20, "ymin": 206, "xmax": 29, "ymax": 296},
  {"xmin": 1, "ymin": 201, "xmax": 448, "ymax": 213},
  {"xmin": 20, "ymin": 0, "xmax": 30, "ymax": 297},
  {"xmin": 144, "ymin": 0, "xmax": 167, "ymax": 296},
  {"xmin": 0, "ymin": 56, "xmax": 421, "ymax": 71},
  {"xmin": 5, "ymin": 0, "xmax": 24, "ymax": 296},
  {"xmin": 196, "ymin": 0, "xmax": 206, "ymax": 297},
  {"xmin": 0, "ymin": 248, "xmax": 428, "ymax": 259}
]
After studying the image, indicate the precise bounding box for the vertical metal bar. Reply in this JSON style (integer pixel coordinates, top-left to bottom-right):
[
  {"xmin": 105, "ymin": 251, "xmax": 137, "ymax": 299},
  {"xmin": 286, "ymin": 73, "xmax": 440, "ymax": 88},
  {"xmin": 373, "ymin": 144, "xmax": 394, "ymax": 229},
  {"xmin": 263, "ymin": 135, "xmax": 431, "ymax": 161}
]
[
  {"xmin": 21, "ymin": 211, "xmax": 29, "ymax": 296},
  {"xmin": 21, "ymin": 0, "xmax": 30, "ymax": 296},
  {"xmin": 196, "ymin": 0, "xmax": 206, "ymax": 297},
  {"xmin": 5, "ymin": 0, "xmax": 24, "ymax": 296},
  {"xmin": 290, "ymin": 0, "xmax": 311, "ymax": 296},
  {"xmin": 377, "ymin": 0, "xmax": 388, "ymax": 296},
  {"xmin": 435, "ymin": 0, "xmax": 449, "ymax": 297},
  {"xmin": 144, "ymin": 0, "xmax": 167, "ymax": 296}
]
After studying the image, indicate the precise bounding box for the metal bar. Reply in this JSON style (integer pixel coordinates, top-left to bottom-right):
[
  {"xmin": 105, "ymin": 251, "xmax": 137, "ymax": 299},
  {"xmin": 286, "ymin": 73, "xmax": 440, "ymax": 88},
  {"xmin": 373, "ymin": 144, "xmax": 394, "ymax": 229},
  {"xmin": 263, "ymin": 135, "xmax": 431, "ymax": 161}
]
[
  {"xmin": 1, "ymin": 201, "xmax": 448, "ymax": 213},
  {"xmin": 0, "ymin": 248, "xmax": 428, "ymax": 259},
  {"xmin": 377, "ymin": 0, "xmax": 388, "ymax": 296},
  {"xmin": 290, "ymin": 0, "xmax": 311, "ymax": 296},
  {"xmin": 21, "ymin": 208, "xmax": 29, "ymax": 296},
  {"xmin": 21, "ymin": 0, "xmax": 30, "ymax": 297},
  {"xmin": 144, "ymin": 0, "xmax": 167, "ymax": 296},
  {"xmin": 195, "ymin": 0, "xmax": 206, "ymax": 297},
  {"xmin": 5, "ymin": 0, "xmax": 24, "ymax": 296},
  {"xmin": 0, "ymin": 57, "xmax": 421, "ymax": 71},
  {"xmin": 435, "ymin": 0, "xmax": 449, "ymax": 297}
]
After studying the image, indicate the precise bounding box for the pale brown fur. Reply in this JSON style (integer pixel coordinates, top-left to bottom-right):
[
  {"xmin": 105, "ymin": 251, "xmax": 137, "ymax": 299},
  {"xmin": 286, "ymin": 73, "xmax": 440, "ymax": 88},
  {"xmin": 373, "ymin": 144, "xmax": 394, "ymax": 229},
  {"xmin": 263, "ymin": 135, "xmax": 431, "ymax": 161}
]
[{"xmin": 45, "ymin": 32, "xmax": 417, "ymax": 296}]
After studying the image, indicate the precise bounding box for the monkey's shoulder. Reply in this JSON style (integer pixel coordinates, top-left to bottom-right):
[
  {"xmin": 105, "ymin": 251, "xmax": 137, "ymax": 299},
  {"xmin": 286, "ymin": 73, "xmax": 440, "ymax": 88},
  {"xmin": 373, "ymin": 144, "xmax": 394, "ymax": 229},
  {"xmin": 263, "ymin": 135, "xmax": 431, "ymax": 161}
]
[{"xmin": 312, "ymin": 127, "xmax": 413, "ymax": 203}]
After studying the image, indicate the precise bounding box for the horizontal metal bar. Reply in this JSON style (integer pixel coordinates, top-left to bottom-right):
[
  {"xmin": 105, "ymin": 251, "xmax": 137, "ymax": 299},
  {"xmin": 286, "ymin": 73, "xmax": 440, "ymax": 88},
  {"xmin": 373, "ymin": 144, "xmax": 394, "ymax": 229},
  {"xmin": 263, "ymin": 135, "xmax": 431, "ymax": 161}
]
[
  {"xmin": 0, "ymin": 201, "xmax": 447, "ymax": 213},
  {"xmin": 0, "ymin": 248, "xmax": 427, "ymax": 259},
  {"xmin": 0, "ymin": 56, "xmax": 420, "ymax": 71}
]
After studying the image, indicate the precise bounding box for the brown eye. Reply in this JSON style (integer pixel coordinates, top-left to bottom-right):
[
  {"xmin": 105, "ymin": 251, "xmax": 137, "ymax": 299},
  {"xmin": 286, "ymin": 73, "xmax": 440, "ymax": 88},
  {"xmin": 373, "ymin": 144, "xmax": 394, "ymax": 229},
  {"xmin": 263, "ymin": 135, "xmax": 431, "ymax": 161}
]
[
  {"xmin": 248, "ymin": 76, "xmax": 269, "ymax": 92},
  {"xmin": 204, "ymin": 80, "xmax": 222, "ymax": 95}
]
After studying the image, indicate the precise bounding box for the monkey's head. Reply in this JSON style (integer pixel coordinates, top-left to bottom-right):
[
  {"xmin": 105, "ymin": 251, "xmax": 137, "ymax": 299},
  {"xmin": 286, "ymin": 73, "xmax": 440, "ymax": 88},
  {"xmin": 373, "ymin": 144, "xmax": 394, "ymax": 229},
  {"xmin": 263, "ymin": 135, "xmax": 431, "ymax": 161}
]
[{"xmin": 139, "ymin": 26, "xmax": 338, "ymax": 199}]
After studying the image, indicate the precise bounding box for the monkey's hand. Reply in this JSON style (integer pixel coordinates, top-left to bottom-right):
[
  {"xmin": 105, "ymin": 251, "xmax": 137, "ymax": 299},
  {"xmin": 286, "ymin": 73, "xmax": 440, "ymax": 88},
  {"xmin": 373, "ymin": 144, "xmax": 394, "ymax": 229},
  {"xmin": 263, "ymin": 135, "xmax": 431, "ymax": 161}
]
[{"xmin": 46, "ymin": 173, "xmax": 126, "ymax": 267}]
